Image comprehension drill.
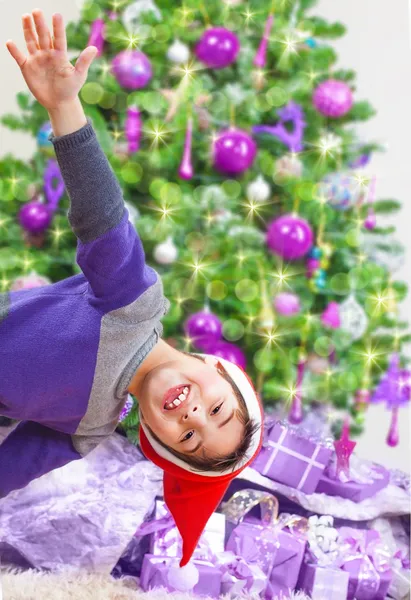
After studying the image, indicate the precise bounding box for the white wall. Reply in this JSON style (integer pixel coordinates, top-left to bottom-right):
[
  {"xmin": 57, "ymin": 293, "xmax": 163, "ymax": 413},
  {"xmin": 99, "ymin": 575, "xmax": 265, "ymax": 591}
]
[{"xmin": 0, "ymin": 1, "xmax": 410, "ymax": 473}]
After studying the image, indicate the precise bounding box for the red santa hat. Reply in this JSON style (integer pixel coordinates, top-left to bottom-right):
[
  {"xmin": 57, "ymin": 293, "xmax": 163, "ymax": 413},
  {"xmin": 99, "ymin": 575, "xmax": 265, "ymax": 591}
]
[{"xmin": 139, "ymin": 354, "xmax": 264, "ymax": 567}]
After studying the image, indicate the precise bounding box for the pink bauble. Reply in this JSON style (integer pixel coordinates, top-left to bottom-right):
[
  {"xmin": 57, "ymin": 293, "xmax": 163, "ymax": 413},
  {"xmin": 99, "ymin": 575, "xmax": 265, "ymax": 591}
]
[
  {"xmin": 111, "ymin": 49, "xmax": 152, "ymax": 89},
  {"xmin": 313, "ymin": 79, "xmax": 353, "ymax": 118},
  {"xmin": 19, "ymin": 201, "xmax": 52, "ymax": 233},
  {"xmin": 321, "ymin": 301, "xmax": 341, "ymax": 329},
  {"xmin": 266, "ymin": 214, "xmax": 314, "ymax": 260},
  {"xmin": 184, "ymin": 310, "xmax": 222, "ymax": 350},
  {"xmin": 195, "ymin": 27, "xmax": 240, "ymax": 69},
  {"xmin": 206, "ymin": 340, "xmax": 247, "ymax": 370},
  {"xmin": 273, "ymin": 292, "xmax": 301, "ymax": 316},
  {"xmin": 10, "ymin": 271, "xmax": 51, "ymax": 291},
  {"xmin": 213, "ymin": 129, "xmax": 257, "ymax": 175}
]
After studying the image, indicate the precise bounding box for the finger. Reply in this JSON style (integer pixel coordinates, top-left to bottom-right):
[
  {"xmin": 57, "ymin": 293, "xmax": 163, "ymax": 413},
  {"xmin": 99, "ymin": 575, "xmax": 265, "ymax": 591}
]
[
  {"xmin": 74, "ymin": 46, "xmax": 98, "ymax": 76},
  {"xmin": 22, "ymin": 13, "xmax": 39, "ymax": 55},
  {"xmin": 52, "ymin": 13, "xmax": 67, "ymax": 53},
  {"xmin": 32, "ymin": 9, "xmax": 53, "ymax": 51},
  {"xmin": 5, "ymin": 40, "xmax": 27, "ymax": 69}
]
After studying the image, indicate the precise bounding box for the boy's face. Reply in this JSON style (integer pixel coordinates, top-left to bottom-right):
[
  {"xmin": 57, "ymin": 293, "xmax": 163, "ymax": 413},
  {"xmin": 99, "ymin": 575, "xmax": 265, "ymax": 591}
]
[{"xmin": 138, "ymin": 355, "xmax": 245, "ymax": 458}]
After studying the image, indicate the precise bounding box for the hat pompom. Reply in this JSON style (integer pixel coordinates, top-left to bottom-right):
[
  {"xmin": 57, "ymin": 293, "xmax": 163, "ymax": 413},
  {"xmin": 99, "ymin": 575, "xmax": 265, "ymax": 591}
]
[{"xmin": 167, "ymin": 560, "xmax": 199, "ymax": 591}]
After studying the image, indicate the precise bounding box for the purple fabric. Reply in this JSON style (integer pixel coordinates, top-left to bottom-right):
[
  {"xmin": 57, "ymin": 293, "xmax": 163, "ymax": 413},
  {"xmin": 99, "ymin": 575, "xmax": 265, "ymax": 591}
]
[
  {"xmin": 297, "ymin": 562, "xmax": 350, "ymax": 600},
  {"xmin": 316, "ymin": 465, "xmax": 390, "ymax": 502},
  {"xmin": 140, "ymin": 555, "xmax": 222, "ymax": 597},
  {"xmin": 252, "ymin": 422, "xmax": 332, "ymax": 494}
]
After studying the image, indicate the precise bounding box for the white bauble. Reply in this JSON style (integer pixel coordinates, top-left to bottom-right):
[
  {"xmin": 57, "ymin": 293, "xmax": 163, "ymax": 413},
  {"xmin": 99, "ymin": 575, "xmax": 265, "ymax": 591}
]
[
  {"xmin": 167, "ymin": 39, "xmax": 190, "ymax": 64},
  {"xmin": 153, "ymin": 236, "xmax": 178, "ymax": 264},
  {"xmin": 122, "ymin": 0, "xmax": 162, "ymax": 34},
  {"xmin": 339, "ymin": 293, "xmax": 368, "ymax": 341},
  {"xmin": 246, "ymin": 175, "xmax": 271, "ymax": 203},
  {"xmin": 275, "ymin": 154, "xmax": 303, "ymax": 180},
  {"xmin": 10, "ymin": 270, "xmax": 51, "ymax": 291}
]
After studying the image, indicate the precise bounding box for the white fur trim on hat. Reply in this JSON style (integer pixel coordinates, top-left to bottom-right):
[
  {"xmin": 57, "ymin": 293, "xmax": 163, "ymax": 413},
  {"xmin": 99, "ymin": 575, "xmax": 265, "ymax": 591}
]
[{"xmin": 139, "ymin": 355, "xmax": 263, "ymax": 478}]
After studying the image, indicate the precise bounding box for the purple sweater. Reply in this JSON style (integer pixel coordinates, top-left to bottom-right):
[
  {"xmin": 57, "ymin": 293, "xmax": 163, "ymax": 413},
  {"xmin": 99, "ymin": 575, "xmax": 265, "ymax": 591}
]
[{"xmin": 0, "ymin": 117, "xmax": 170, "ymax": 498}]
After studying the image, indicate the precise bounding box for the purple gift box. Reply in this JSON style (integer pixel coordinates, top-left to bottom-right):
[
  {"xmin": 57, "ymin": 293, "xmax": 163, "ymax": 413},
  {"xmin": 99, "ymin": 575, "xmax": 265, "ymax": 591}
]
[
  {"xmin": 226, "ymin": 517, "xmax": 307, "ymax": 599},
  {"xmin": 252, "ymin": 422, "xmax": 333, "ymax": 494},
  {"xmin": 297, "ymin": 562, "xmax": 350, "ymax": 600},
  {"xmin": 316, "ymin": 464, "xmax": 390, "ymax": 502},
  {"xmin": 140, "ymin": 554, "xmax": 222, "ymax": 598}
]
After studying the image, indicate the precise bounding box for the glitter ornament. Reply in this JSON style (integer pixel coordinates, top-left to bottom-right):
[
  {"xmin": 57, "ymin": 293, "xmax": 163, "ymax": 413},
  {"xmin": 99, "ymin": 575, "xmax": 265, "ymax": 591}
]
[
  {"xmin": 273, "ymin": 292, "xmax": 301, "ymax": 316},
  {"xmin": 111, "ymin": 49, "xmax": 152, "ymax": 89},
  {"xmin": 339, "ymin": 294, "xmax": 368, "ymax": 341},
  {"xmin": 266, "ymin": 214, "xmax": 313, "ymax": 260},
  {"xmin": 275, "ymin": 154, "xmax": 303, "ymax": 180},
  {"xmin": 195, "ymin": 27, "xmax": 240, "ymax": 69},
  {"xmin": 153, "ymin": 236, "xmax": 178, "ymax": 264},
  {"xmin": 246, "ymin": 175, "xmax": 270, "ymax": 203},
  {"xmin": 19, "ymin": 195, "xmax": 52, "ymax": 234},
  {"xmin": 167, "ymin": 38, "xmax": 190, "ymax": 64},
  {"xmin": 184, "ymin": 309, "xmax": 223, "ymax": 351},
  {"xmin": 313, "ymin": 79, "xmax": 353, "ymax": 118},
  {"xmin": 319, "ymin": 172, "xmax": 362, "ymax": 211},
  {"xmin": 10, "ymin": 270, "xmax": 51, "ymax": 291},
  {"xmin": 213, "ymin": 129, "xmax": 257, "ymax": 175}
]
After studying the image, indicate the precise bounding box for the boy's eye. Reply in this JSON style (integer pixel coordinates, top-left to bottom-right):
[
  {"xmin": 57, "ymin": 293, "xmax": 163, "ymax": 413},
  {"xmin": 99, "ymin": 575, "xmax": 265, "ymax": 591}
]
[
  {"xmin": 183, "ymin": 431, "xmax": 194, "ymax": 442},
  {"xmin": 211, "ymin": 402, "xmax": 224, "ymax": 415}
]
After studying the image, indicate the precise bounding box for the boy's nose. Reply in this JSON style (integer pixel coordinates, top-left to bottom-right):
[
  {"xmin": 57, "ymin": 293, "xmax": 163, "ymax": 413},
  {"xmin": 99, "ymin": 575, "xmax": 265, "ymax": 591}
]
[{"xmin": 183, "ymin": 404, "xmax": 205, "ymax": 424}]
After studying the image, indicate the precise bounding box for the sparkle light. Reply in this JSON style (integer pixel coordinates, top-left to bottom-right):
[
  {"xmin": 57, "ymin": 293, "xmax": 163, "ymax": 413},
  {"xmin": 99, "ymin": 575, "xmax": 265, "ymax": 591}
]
[
  {"xmin": 143, "ymin": 121, "xmax": 173, "ymax": 150},
  {"xmin": 242, "ymin": 5, "xmax": 258, "ymax": 25},
  {"xmin": 177, "ymin": 4, "xmax": 194, "ymax": 24},
  {"xmin": 352, "ymin": 342, "xmax": 385, "ymax": 370},
  {"xmin": 50, "ymin": 226, "xmax": 69, "ymax": 247},
  {"xmin": 367, "ymin": 286, "xmax": 397, "ymax": 316},
  {"xmin": 0, "ymin": 273, "xmax": 11, "ymax": 292},
  {"xmin": 270, "ymin": 263, "xmax": 300, "ymax": 289},
  {"xmin": 19, "ymin": 253, "xmax": 34, "ymax": 273},
  {"xmin": 170, "ymin": 59, "xmax": 203, "ymax": 82}
]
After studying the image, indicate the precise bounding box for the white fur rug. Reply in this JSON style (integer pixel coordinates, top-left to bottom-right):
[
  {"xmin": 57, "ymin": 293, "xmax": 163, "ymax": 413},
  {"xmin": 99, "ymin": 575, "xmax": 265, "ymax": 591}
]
[{"xmin": 0, "ymin": 566, "xmax": 311, "ymax": 600}]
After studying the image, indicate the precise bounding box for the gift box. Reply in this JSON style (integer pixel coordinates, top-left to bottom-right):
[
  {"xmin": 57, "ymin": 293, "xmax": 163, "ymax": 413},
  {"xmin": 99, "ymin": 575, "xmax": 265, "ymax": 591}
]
[
  {"xmin": 338, "ymin": 527, "xmax": 393, "ymax": 600},
  {"xmin": 316, "ymin": 457, "xmax": 390, "ymax": 502},
  {"xmin": 252, "ymin": 421, "xmax": 333, "ymax": 494},
  {"xmin": 218, "ymin": 550, "xmax": 267, "ymax": 597},
  {"xmin": 297, "ymin": 562, "xmax": 350, "ymax": 600},
  {"xmin": 140, "ymin": 554, "xmax": 222, "ymax": 597},
  {"xmin": 138, "ymin": 500, "xmax": 225, "ymax": 561}
]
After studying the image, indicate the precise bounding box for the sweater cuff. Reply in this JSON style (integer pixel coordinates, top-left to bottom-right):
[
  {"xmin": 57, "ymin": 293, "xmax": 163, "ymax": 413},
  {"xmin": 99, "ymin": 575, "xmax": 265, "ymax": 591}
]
[{"xmin": 48, "ymin": 116, "xmax": 95, "ymax": 151}]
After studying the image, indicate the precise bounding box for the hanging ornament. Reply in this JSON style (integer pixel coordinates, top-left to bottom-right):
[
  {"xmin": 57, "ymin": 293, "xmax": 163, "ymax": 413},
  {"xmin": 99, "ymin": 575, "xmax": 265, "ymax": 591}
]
[
  {"xmin": 332, "ymin": 418, "xmax": 357, "ymax": 482},
  {"xmin": 178, "ymin": 116, "xmax": 194, "ymax": 180},
  {"xmin": 288, "ymin": 357, "xmax": 306, "ymax": 424},
  {"xmin": 253, "ymin": 12, "xmax": 274, "ymax": 68},
  {"xmin": 125, "ymin": 105, "xmax": 142, "ymax": 153},
  {"xmin": 37, "ymin": 121, "xmax": 55, "ymax": 157},
  {"xmin": 321, "ymin": 302, "xmax": 341, "ymax": 329},
  {"xmin": 184, "ymin": 309, "xmax": 223, "ymax": 351},
  {"xmin": 87, "ymin": 18, "xmax": 105, "ymax": 57},
  {"xmin": 111, "ymin": 49, "xmax": 152, "ymax": 90},
  {"xmin": 19, "ymin": 194, "xmax": 52, "ymax": 234},
  {"xmin": 319, "ymin": 172, "xmax": 363, "ymax": 211},
  {"xmin": 206, "ymin": 340, "xmax": 247, "ymax": 370},
  {"xmin": 195, "ymin": 27, "xmax": 240, "ymax": 69},
  {"xmin": 275, "ymin": 154, "xmax": 303, "ymax": 180},
  {"xmin": 364, "ymin": 175, "xmax": 377, "ymax": 231},
  {"xmin": 122, "ymin": 0, "xmax": 162, "ymax": 34},
  {"xmin": 253, "ymin": 102, "xmax": 306, "ymax": 152},
  {"xmin": 153, "ymin": 236, "xmax": 178, "ymax": 265},
  {"xmin": 371, "ymin": 353, "xmax": 410, "ymax": 447},
  {"xmin": 167, "ymin": 38, "xmax": 190, "ymax": 64},
  {"xmin": 213, "ymin": 129, "xmax": 257, "ymax": 175},
  {"xmin": 339, "ymin": 293, "xmax": 368, "ymax": 341},
  {"xmin": 9, "ymin": 270, "xmax": 52, "ymax": 292},
  {"xmin": 306, "ymin": 241, "xmax": 332, "ymax": 292},
  {"xmin": 273, "ymin": 292, "xmax": 301, "ymax": 317},
  {"xmin": 119, "ymin": 395, "xmax": 134, "ymax": 422},
  {"xmin": 313, "ymin": 79, "xmax": 353, "ymax": 118},
  {"xmin": 266, "ymin": 214, "xmax": 313, "ymax": 260},
  {"xmin": 246, "ymin": 175, "xmax": 270, "ymax": 203}
]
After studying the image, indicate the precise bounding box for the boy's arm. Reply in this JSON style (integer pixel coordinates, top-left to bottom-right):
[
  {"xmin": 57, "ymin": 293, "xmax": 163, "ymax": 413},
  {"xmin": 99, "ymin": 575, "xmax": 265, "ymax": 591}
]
[
  {"xmin": 0, "ymin": 421, "xmax": 83, "ymax": 499},
  {"xmin": 47, "ymin": 98, "xmax": 165, "ymax": 313}
]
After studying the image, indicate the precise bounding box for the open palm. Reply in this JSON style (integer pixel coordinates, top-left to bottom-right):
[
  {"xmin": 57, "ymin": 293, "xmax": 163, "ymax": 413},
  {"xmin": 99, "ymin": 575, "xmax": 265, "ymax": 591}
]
[{"xmin": 5, "ymin": 9, "xmax": 97, "ymax": 111}]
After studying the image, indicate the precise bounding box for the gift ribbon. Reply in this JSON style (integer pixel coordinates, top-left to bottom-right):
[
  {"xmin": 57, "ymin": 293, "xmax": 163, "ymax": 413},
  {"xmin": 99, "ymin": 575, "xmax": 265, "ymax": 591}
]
[
  {"xmin": 217, "ymin": 550, "xmax": 267, "ymax": 596},
  {"xmin": 262, "ymin": 426, "xmax": 324, "ymax": 490}
]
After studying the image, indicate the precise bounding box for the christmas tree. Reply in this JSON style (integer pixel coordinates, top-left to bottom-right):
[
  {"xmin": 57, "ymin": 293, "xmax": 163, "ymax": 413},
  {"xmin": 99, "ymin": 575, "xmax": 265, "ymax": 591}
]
[{"xmin": 1, "ymin": 0, "xmax": 410, "ymax": 444}]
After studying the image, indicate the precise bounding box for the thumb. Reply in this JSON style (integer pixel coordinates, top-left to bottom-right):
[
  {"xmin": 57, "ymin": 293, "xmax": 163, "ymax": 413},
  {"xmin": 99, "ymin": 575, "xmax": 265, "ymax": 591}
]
[{"xmin": 74, "ymin": 46, "xmax": 98, "ymax": 76}]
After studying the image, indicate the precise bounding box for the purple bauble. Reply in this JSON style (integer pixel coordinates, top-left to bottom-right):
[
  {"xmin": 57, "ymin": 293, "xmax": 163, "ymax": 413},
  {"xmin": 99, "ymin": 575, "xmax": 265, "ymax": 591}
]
[
  {"xmin": 19, "ymin": 201, "xmax": 52, "ymax": 234},
  {"xmin": 267, "ymin": 214, "xmax": 314, "ymax": 260},
  {"xmin": 273, "ymin": 292, "xmax": 301, "ymax": 316},
  {"xmin": 184, "ymin": 310, "xmax": 222, "ymax": 351},
  {"xmin": 206, "ymin": 340, "xmax": 247, "ymax": 370},
  {"xmin": 111, "ymin": 49, "xmax": 152, "ymax": 90},
  {"xmin": 195, "ymin": 27, "xmax": 240, "ymax": 69},
  {"xmin": 313, "ymin": 79, "xmax": 353, "ymax": 118},
  {"xmin": 213, "ymin": 129, "xmax": 257, "ymax": 175}
]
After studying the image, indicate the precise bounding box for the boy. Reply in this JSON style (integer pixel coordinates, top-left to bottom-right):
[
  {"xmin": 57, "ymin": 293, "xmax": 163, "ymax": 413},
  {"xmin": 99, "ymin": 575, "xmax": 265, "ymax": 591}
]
[{"xmin": 3, "ymin": 10, "xmax": 263, "ymax": 566}]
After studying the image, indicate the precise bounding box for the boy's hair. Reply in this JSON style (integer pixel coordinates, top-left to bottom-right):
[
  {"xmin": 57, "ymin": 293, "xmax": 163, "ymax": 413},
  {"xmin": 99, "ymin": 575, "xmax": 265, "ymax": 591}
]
[{"xmin": 144, "ymin": 351, "xmax": 260, "ymax": 473}]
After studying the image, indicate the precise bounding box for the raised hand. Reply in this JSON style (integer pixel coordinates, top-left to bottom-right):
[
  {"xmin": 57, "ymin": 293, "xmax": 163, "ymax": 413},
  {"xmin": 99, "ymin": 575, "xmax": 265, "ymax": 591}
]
[{"xmin": 5, "ymin": 9, "xmax": 98, "ymax": 111}]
